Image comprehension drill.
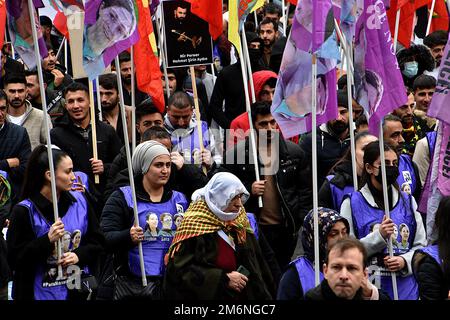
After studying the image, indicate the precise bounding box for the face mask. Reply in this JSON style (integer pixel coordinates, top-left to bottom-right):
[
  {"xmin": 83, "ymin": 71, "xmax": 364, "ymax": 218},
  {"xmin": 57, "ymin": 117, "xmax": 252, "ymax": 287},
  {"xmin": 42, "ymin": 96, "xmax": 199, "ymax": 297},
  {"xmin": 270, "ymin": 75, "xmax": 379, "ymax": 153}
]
[
  {"xmin": 375, "ymin": 165, "xmax": 399, "ymax": 186},
  {"xmin": 248, "ymin": 48, "xmax": 262, "ymax": 62},
  {"xmin": 402, "ymin": 61, "xmax": 418, "ymax": 78}
]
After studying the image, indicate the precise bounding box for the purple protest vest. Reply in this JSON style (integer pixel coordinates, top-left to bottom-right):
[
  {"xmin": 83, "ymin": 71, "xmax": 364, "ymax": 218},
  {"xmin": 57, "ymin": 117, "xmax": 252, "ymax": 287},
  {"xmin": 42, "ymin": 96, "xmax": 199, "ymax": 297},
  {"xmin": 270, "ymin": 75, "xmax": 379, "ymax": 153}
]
[
  {"xmin": 292, "ymin": 256, "xmax": 323, "ymax": 296},
  {"xmin": 120, "ymin": 186, "xmax": 188, "ymax": 277},
  {"xmin": 350, "ymin": 191, "xmax": 419, "ymax": 300},
  {"xmin": 171, "ymin": 121, "xmax": 210, "ymax": 165},
  {"xmin": 397, "ymin": 154, "xmax": 417, "ymax": 195},
  {"xmin": 18, "ymin": 191, "xmax": 88, "ymax": 300},
  {"xmin": 246, "ymin": 212, "xmax": 259, "ymax": 240},
  {"xmin": 418, "ymin": 245, "xmax": 442, "ymax": 267},
  {"xmin": 418, "ymin": 131, "xmax": 438, "ymax": 214},
  {"xmin": 326, "ymin": 175, "xmax": 355, "ymax": 211}
]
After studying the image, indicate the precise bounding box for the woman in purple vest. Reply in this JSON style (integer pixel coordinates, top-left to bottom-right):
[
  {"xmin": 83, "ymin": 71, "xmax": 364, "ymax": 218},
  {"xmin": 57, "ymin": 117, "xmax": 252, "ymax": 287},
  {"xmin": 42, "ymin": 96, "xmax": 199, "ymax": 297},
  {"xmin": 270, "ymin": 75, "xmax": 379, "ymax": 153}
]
[
  {"xmin": 413, "ymin": 196, "xmax": 450, "ymax": 300},
  {"xmin": 340, "ymin": 141, "xmax": 427, "ymax": 300},
  {"xmin": 6, "ymin": 145, "xmax": 104, "ymax": 300},
  {"xmin": 276, "ymin": 207, "xmax": 350, "ymax": 300},
  {"xmin": 319, "ymin": 132, "xmax": 378, "ymax": 211},
  {"xmin": 100, "ymin": 141, "xmax": 188, "ymax": 300}
]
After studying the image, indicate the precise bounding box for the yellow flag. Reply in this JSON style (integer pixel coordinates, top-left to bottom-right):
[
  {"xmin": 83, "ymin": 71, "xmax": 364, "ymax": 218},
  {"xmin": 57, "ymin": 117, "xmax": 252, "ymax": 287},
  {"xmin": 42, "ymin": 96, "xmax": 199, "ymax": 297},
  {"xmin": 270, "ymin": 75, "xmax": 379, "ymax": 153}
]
[{"xmin": 228, "ymin": 0, "xmax": 266, "ymax": 54}]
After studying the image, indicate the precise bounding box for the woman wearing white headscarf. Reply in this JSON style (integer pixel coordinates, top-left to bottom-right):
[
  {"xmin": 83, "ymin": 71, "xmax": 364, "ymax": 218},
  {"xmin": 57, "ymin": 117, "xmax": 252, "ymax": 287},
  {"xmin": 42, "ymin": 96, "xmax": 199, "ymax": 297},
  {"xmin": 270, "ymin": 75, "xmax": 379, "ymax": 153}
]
[
  {"xmin": 163, "ymin": 172, "xmax": 275, "ymax": 300},
  {"xmin": 100, "ymin": 141, "xmax": 188, "ymax": 300}
]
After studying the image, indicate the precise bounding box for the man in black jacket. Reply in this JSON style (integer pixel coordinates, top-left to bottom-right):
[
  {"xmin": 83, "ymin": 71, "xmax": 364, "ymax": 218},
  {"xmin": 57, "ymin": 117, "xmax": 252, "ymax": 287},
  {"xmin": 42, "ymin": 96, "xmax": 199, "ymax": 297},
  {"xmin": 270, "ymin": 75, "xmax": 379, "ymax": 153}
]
[
  {"xmin": 50, "ymin": 82, "xmax": 121, "ymax": 198},
  {"xmin": 222, "ymin": 102, "xmax": 308, "ymax": 269},
  {"xmin": 0, "ymin": 91, "xmax": 31, "ymax": 204},
  {"xmin": 305, "ymin": 238, "xmax": 390, "ymax": 300},
  {"xmin": 105, "ymin": 126, "xmax": 208, "ymax": 202}
]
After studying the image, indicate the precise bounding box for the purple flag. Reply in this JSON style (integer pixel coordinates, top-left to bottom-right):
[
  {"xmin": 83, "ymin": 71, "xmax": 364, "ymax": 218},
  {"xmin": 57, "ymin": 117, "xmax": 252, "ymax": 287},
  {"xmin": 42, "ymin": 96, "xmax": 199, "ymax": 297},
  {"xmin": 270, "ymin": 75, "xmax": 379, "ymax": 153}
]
[
  {"xmin": 83, "ymin": 0, "xmax": 139, "ymax": 79},
  {"xmin": 437, "ymin": 123, "xmax": 450, "ymax": 196},
  {"xmin": 353, "ymin": 0, "xmax": 407, "ymax": 134},
  {"xmin": 6, "ymin": 0, "xmax": 48, "ymax": 70},
  {"xmin": 271, "ymin": 0, "xmax": 339, "ymax": 138},
  {"xmin": 427, "ymin": 32, "xmax": 450, "ymax": 125}
]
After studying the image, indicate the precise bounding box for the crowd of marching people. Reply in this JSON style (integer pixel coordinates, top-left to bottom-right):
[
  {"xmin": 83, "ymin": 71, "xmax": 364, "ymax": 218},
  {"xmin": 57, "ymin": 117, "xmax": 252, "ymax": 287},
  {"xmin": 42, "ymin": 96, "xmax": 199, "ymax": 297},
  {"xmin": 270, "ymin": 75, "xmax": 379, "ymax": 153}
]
[{"xmin": 1, "ymin": 0, "xmax": 450, "ymax": 302}]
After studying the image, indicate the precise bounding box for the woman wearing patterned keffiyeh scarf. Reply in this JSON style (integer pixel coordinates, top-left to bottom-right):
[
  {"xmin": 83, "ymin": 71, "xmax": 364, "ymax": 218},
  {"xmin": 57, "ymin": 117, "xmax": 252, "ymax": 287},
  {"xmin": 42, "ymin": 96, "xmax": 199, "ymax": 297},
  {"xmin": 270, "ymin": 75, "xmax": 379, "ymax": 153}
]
[{"xmin": 163, "ymin": 172, "xmax": 275, "ymax": 300}]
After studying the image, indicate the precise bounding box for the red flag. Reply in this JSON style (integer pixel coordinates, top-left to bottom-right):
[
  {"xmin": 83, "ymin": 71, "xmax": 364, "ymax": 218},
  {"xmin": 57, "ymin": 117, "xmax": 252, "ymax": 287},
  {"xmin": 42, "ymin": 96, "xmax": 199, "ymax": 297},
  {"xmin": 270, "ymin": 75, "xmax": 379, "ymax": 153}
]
[
  {"xmin": 429, "ymin": 0, "xmax": 449, "ymax": 34},
  {"xmin": 387, "ymin": 0, "xmax": 433, "ymax": 48},
  {"xmin": 0, "ymin": 0, "xmax": 6, "ymax": 50},
  {"xmin": 288, "ymin": 0, "xmax": 297, "ymax": 4},
  {"xmin": 186, "ymin": 0, "xmax": 222, "ymax": 40},
  {"xmin": 134, "ymin": 0, "xmax": 165, "ymax": 113}
]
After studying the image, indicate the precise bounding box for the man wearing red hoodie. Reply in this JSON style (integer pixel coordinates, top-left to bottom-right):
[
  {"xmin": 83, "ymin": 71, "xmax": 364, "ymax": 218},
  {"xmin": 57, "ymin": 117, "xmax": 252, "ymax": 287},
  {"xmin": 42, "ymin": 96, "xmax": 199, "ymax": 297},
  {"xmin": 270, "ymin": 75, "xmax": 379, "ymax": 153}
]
[{"xmin": 227, "ymin": 70, "xmax": 277, "ymax": 148}]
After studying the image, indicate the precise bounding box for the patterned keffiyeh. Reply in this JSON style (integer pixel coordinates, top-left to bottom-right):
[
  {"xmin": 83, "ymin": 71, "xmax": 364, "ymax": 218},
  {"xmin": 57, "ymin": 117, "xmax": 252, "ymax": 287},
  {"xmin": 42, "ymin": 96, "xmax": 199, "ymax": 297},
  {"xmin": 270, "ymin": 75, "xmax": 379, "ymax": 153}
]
[
  {"xmin": 0, "ymin": 174, "xmax": 11, "ymax": 207},
  {"xmin": 165, "ymin": 200, "xmax": 253, "ymax": 264}
]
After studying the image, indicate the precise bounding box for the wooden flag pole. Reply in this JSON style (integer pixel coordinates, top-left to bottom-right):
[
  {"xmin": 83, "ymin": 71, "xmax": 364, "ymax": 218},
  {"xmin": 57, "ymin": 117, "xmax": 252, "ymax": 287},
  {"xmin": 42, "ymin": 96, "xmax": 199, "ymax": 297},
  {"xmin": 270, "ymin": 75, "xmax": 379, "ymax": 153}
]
[
  {"xmin": 311, "ymin": 53, "xmax": 320, "ymax": 286},
  {"xmin": 378, "ymin": 122, "xmax": 399, "ymax": 300},
  {"xmin": 346, "ymin": 43, "xmax": 358, "ymax": 191},
  {"xmin": 88, "ymin": 81, "xmax": 100, "ymax": 184},
  {"xmin": 189, "ymin": 66, "xmax": 208, "ymax": 175},
  {"xmin": 27, "ymin": 0, "xmax": 63, "ymax": 278},
  {"xmin": 115, "ymin": 56, "xmax": 147, "ymax": 287}
]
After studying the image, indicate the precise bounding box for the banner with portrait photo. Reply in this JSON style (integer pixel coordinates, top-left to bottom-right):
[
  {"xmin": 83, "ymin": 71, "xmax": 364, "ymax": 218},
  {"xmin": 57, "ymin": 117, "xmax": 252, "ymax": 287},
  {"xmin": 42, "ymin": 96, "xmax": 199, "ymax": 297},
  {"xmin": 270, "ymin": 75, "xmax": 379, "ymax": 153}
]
[
  {"xmin": 6, "ymin": 0, "xmax": 48, "ymax": 70},
  {"xmin": 83, "ymin": 0, "xmax": 139, "ymax": 79},
  {"xmin": 162, "ymin": 0, "xmax": 213, "ymax": 68}
]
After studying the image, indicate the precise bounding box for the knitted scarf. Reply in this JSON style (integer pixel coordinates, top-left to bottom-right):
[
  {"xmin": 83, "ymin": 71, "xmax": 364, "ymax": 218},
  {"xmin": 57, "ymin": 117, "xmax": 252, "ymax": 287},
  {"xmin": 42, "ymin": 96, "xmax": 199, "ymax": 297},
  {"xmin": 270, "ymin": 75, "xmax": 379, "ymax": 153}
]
[{"xmin": 165, "ymin": 200, "xmax": 253, "ymax": 264}]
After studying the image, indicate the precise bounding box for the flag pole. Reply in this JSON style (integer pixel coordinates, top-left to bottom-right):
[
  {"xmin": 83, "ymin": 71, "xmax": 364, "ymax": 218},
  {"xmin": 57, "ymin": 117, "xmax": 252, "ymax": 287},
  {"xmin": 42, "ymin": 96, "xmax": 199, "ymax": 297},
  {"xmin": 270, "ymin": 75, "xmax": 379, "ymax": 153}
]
[
  {"xmin": 27, "ymin": 0, "xmax": 63, "ymax": 279},
  {"xmin": 241, "ymin": 26, "xmax": 256, "ymax": 103},
  {"xmin": 88, "ymin": 81, "xmax": 100, "ymax": 184},
  {"xmin": 345, "ymin": 41, "xmax": 358, "ymax": 191},
  {"xmin": 115, "ymin": 56, "xmax": 147, "ymax": 287},
  {"xmin": 239, "ymin": 29, "xmax": 263, "ymax": 208},
  {"xmin": 378, "ymin": 122, "xmax": 399, "ymax": 300},
  {"xmin": 189, "ymin": 66, "xmax": 208, "ymax": 175},
  {"xmin": 282, "ymin": 0, "xmax": 287, "ymax": 36},
  {"xmin": 156, "ymin": 9, "xmax": 171, "ymax": 102},
  {"xmin": 393, "ymin": 9, "xmax": 401, "ymax": 53},
  {"xmin": 426, "ymin": 0, "xmax": 436, "ymax": 36},
  {"xmin": 55, "ymin": 37, "xmax": 66, "ymax": 61},
  {"xmin": 64, "ymin": 37, "xmax": 68, "ymax": 69},
  {"xmin": 131, "ymin": 46, "xmax": 137, "ymax": 153},
  {"xmin": 311, "ymin": 53, "xmax": 320, "ymax": 286},
  {"xmin": 96, "ymin": 77, "xmax": 103, "ymax": 122}
]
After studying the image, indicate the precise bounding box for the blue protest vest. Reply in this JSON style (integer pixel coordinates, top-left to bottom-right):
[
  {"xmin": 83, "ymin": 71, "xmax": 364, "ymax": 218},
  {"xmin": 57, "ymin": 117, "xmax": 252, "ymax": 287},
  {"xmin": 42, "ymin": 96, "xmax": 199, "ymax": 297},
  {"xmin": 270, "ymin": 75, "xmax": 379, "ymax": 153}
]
[
  {"xmin": 350, "ymin": 190, "xmax": 419, "ymax": 300},
  {"xmin": 120, "ymin": 186, "xmax": 188, "ymax": 277},
  {"xmin": 326, "ymin": 175, "xmax": 355, "ymax": 211},
  {"xmin": 171, "ymin": 121, "xmax": 210, "ymax": 165},
  {"xmin": 418, "ymin": 131, "xmax": 438, "ymax": 214},
  {"xmin": 246, "ymin": 212, "xmax": 259, "ymax": 240},
  {"xmin": 18, "ymin": 191, "xmax": 88, "ymax": 300},
  {"xmin": 74, "ymin": 171, "xmax": 89, "ymax": 192},
  {"xmin": 0, "ymin": 170, "xmax": 8, "ymax": 179},
  {"xmin": 292, "ymin": 256, "xmax": 323, "ymax": 296},
  {"xmin": 397, "ymin": 154, "xmax": 417, "ymax": 195},
  {"xmin": 418, "ymin": 245, "xmax": 441, "ymax": 267}
]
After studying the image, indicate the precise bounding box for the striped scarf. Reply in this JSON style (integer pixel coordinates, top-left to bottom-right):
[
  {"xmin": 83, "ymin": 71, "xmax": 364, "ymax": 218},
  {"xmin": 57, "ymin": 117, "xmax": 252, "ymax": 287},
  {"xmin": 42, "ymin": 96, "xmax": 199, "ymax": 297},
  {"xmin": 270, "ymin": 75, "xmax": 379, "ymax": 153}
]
[{"xmin": 165, "ymin": 200, "xmax": 253, "ymax": 264}]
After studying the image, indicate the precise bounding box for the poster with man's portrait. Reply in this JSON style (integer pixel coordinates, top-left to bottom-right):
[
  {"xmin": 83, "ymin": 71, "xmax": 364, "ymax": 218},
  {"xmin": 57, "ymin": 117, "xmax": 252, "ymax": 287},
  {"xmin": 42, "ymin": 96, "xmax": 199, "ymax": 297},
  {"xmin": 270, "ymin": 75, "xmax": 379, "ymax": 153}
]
[{"xmin": 162, "ymin": 0, "xmax": 213, "ymax": 68}]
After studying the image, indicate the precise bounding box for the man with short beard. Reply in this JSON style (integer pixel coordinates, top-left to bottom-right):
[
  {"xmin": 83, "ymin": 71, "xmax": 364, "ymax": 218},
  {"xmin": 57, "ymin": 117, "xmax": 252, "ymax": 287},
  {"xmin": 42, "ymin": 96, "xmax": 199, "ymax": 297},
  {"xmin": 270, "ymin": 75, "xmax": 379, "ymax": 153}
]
[
  {"xmin": 300, "ymin": 90, "xmax": 351, "ymax": 188},
  {"xmin": 42, "ymin": 45, "xmax": 73, "ymax": 92},
  {"xmin": 117, "ymin": 51, "xmax": 149, "ymax": 106},
  {"xmin": 5, "ymin": 73, "xmax": 50, "ymax": 150},
  {"xmin": 98, "ymin": 73, "xmax": 132, "ymax": 146}
]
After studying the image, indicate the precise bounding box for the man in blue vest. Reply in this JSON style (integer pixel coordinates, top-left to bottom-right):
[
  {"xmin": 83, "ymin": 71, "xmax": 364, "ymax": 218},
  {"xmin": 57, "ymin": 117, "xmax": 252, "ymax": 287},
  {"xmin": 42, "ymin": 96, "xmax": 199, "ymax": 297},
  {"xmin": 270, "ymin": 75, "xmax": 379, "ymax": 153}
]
[
  {"xmin": 383, "ymin": 114, "xmax": 422, "ymax": 201},
  {"xmin": 164, "ymin": 91, "xmax": 221, "ymax": 172}
]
